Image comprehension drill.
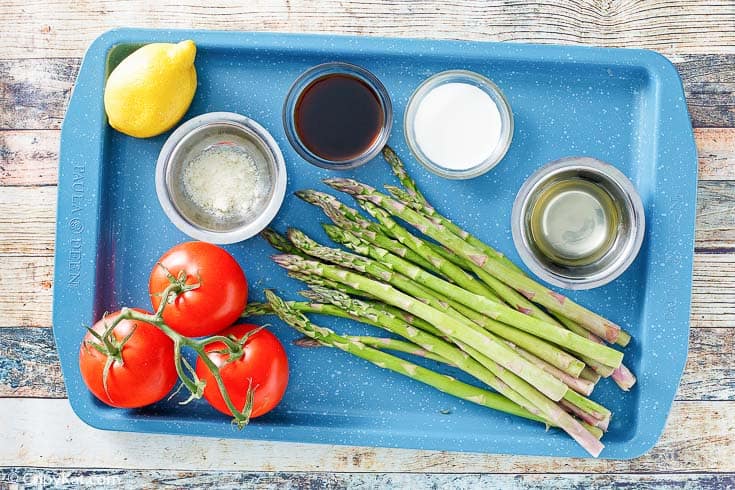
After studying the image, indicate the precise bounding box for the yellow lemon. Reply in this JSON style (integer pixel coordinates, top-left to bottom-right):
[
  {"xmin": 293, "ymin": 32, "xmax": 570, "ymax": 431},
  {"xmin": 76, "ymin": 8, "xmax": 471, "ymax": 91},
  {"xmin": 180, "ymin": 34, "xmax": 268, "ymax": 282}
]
[{"xmin": 104, "ymin": 40, "xmax": 197, "ymax": 138}]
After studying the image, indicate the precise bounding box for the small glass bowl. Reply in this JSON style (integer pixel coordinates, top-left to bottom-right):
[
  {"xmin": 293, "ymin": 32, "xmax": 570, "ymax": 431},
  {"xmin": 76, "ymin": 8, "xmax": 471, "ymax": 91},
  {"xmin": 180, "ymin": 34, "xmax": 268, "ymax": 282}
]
[
  {"xmin": 282, "ymin": 62, "xmax": 393, "ymax": 170},
  {"xmin": 511, "ymin": 157, "xmax": 645, "ymax": 290},
  {"xmin": 155, "ymin": 112, "xmax": 287, "ymax": 244},
  {"xmin": 404, "ymin": 70, "xmax": 514, "ymax": 180}
]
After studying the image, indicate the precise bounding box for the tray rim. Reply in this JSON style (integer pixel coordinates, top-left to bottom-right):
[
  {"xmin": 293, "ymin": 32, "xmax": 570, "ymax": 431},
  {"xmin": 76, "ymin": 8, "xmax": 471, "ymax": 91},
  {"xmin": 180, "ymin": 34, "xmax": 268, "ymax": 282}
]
[{"xmin": 53, "ymin": 27, "xmax": 697, "ymax": 460}]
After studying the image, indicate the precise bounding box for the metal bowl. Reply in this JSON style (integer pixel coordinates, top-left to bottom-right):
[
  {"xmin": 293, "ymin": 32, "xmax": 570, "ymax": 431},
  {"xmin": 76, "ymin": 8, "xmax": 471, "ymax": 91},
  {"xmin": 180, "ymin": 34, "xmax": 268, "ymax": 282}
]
[
  {"xmin": 511, "ymin": 156, "xmax": 645, "ymax": 290},
  {"xmin": 155, "ymin": 112, "xmax": 287, "ymax": 244}
]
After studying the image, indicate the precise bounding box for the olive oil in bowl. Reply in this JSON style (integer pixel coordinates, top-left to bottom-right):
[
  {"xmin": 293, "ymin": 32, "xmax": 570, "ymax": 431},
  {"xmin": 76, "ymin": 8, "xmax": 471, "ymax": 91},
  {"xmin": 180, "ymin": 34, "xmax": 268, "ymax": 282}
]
[
  {"xmin": 528, "ymin": 177, "xmax": 620, "ymax": 267},
  {"xmin": 512, "ymin": 157, "xmax": 645, "ymax": 290}
]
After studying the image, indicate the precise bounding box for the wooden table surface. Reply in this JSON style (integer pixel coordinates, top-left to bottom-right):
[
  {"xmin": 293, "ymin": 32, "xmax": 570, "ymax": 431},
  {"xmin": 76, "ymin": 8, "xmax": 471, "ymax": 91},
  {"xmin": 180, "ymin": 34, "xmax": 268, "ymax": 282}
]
[{"xmin": 1, "ymin": 1, "xmax": 734, "ymax": 488}]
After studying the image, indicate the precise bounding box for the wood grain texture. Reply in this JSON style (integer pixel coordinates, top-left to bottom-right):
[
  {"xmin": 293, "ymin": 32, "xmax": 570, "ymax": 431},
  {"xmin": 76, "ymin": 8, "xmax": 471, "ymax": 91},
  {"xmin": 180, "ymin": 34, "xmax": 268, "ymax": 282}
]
[
  {"xmin": 0, "ymin": 256, "xmax": 53, "ymax": 328},
  {"xmin": 2, "ymin": 55, "xmax": 733, "ymax": 131},
  {"xmin": 0, "ymin": 468, "xmax": 732, "ymax": 489},
  {"xmin": 0, "ymin": 59, "xmax": 78, "ymax": 130},
  {"xmin": 695, "ymin": 128, "xmax": 735, "ymax": 180},
  {"xmin": 696, "ymin": 181, "xmax": 735, "ymax": 250},
  {"xmin": 1, "ymin": 398, "xmax": 733, "ymax": 472},
  {"xmin": 680, "ymin": 327, "xmax": 735, "ymax": 400},
  {"xmin": 0, "ymin": 186, "xmax": 56, "ymax": 257},
  {"xmin": 2, "ymin": 0, "xmax": 735, "ymax": 59},
  {"xmin": 0, "ymin": 328, "xmax": 64, "ymax": 398},
  {"xmin": 2, "ymin": 325, "xmax": 730, "ymax": 400},
  {"xmin": 0, "ymin": 131, "xmax": 60, "ymax": 186},
  {"xmin": 691, "ymin": 252, "xmax": 735, "ymax": 328}
]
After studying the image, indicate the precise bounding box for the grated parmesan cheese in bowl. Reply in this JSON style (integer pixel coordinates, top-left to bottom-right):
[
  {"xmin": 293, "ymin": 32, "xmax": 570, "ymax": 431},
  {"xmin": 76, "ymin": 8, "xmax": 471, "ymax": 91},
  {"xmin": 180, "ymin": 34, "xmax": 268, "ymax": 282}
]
[
  {"xmin": 181, "ymin": 143, "xmax": 267, "ymax": 222},
  {"xmin": 156, "ymin": 112, "xmax": 287, "ymax": 244}
]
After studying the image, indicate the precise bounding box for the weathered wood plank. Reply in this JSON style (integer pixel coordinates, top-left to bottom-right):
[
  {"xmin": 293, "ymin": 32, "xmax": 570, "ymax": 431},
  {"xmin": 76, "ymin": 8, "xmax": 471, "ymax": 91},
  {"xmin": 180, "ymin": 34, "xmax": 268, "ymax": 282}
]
[
  {"xmin": 674, "ymin": 54, "xmax": 735, "ymax": 129},
  {"xmin": 696, "ymin": 181, "xmax": 735, "ymax": 251},
  {"xmin": 0, "ymin": 256, "xmax": 53, "ymax": 327},
  {"xmin": 0, "ymin": 398, "xmax": 732, "ymax": 472},
  {"xmin": 1, "ymin": 325, "xmax": 728, "ymax": 400},
  {"xmin": 0, "ymin": 327, "xmax": 65, "ymax": 398},
  {"xmin": 679, "ymin": 327, "xmax": 735, "ymax": 400},
  {"xmin": 692, "ymin": 252, "xmax": 735, "ymax": 329},
  {"xmin": 0, "ymin": 59, "xmax": 78, "ymax": 130},
  {"xmin": 0, "ymin": 53, "xmax": 734, "ymax": 130},
  {"xmin": 1, "ymin": 127, "xmax": 731, "ymax": 187},
  {"xmin": 0, "ymin": 186, "xmax": 56, "ymax": 256},
  {"xmin": 0, "ymin": 130, "xmax": 59, "ymax": 186},
  {"xmin": 0, "ymin": 468, "xmax": 732, "ymax": 489},
  {"xmin": 695, "ymin": 128, "xmax": 735, "ymax": 180},
  {"xmin": 671, "ymin": 54, "xmax": 735, "ymax": 84},
  {"xmin": 685, "ymin": 82, "xmax": 735, "ymax": 128},
  {"xmin": 2, "ymin": 0, "xmax": 735, "ymax": 59}
]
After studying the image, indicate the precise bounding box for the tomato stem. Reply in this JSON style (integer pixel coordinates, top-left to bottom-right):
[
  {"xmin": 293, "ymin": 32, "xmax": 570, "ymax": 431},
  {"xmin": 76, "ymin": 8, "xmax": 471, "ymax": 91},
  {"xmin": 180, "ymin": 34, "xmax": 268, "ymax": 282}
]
[{"xmin": 95, "ymin": 278, "xmax": 255, "ymax": 428}]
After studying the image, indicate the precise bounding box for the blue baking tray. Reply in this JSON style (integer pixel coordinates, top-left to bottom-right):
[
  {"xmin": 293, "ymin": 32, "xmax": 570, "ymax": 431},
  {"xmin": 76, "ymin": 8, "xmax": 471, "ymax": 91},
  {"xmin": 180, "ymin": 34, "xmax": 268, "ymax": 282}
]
[{"xmin": 53, "ymin": 28, "xmax": 697, "ymax": 459}]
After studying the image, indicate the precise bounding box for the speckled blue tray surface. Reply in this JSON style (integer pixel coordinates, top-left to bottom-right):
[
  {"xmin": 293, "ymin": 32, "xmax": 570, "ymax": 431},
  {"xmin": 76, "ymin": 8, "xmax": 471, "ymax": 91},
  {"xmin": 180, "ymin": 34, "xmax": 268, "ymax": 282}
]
[{"xmin": 54, "ymin": 29, "xmax": 698, "ymax": 459}]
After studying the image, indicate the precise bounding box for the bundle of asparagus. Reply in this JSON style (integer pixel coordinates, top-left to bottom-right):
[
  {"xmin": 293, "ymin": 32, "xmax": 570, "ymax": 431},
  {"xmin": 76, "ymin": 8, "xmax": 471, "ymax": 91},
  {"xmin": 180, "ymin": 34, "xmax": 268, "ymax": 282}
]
[{"xmin": 251, "ymin": 147, "xmax": 635, "ymax": 457}]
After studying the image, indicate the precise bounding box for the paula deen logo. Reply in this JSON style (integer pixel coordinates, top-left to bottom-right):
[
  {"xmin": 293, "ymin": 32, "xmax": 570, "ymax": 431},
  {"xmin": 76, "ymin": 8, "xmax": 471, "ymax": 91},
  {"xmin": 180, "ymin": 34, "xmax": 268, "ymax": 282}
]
[{"xmin": 67, "ymin": 163, "xmax": 85, "ymax": 288}]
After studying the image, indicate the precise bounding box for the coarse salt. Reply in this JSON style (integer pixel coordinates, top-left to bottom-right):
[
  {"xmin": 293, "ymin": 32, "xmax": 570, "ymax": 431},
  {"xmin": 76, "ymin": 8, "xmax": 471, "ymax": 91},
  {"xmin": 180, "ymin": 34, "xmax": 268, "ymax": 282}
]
[{"xmin": 413, "ymin": 82, "xmax": 503, "ymax": 170}]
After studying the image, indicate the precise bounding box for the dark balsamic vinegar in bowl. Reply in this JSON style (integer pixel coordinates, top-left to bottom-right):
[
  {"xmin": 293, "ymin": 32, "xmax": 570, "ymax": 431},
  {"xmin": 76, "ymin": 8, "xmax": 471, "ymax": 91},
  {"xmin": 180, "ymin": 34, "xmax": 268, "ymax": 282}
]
[
  {"xmin": 283, "ymin": 62, "xmax": 393, "ymax": 170},
  {"xmin": 295, "ymin": 74, "xmax": 384, "ymax": 162}
]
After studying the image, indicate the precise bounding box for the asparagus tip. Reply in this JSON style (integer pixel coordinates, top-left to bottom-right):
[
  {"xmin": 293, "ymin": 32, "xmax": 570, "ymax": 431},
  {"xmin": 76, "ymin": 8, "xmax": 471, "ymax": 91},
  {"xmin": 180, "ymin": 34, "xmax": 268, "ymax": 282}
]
[{"xmin": 293, "ymin": 336, "xmax": 322, "ymax": 348}]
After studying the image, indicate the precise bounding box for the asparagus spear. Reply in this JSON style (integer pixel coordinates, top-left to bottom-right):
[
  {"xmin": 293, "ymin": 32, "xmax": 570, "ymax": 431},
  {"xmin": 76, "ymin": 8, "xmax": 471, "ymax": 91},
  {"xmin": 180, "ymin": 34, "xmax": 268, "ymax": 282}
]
[
  {"xmin": 301, "ymin": 286, "xmax": 558, "ymax": 422},
  {"xmin": 282, "ymin": 230, "xmax": 573, "ymax": 403},
  {"xmin": 324, "ymin": 178, "xmax": 623, "ymax": 345},
  {"xmin": 315, "ymin": 199, "xmax": 617, "ymax": 382},
  {"xmin": 503, "ymin": 341, "xmax": 594, "ymax": 396},
  {"xmin": 611, "ymin": 364, "xmax": 637, "ymax": 391},
  {"xmin": 382, "ymin": 146, "xmax": 429, "ymax": 204},
  {"xmin": 252, "ymin": 292, "xmax": 602, "ymax": 425},
  {"xmin": 580, "ymin": 367, "xmax": 603, "ymax": 384},
  {"xmin": 299, "ymin": 225, "xmax": 622, "ymax": 368},
  {"xmin": 287, "ymin": 271, "xmax": 367, "ymax": 298},
  {"xmin": 382, "ymin": 149, "xmax": 633, "ymax": 349},
  {"xmin": 429, "ymin": 241, "xmax": 625, "ymax": 379},
  {"xmin": 344, "ymin": 336, "xmax": 450, "ymax": 364},
  {"xmin": 324, "ymin": 223, "xmax": 500, "ymax": 301},
  {"xmin": 297, "ymin": 189, "xmax": 441, "ymax": 274},
  {"xmin": 382, "ymin": 146, "xmax": 518, "ymax": 271},
  {"xmin": 272, "ymin": 252, "xmax": 569, "ymax": 402},
  {"xmin": 263, "ymin": 290, "xmax": 543, "ymax": 423},
  {"xmin": 261, "ymin": 228, "xmax": 367, "ymax": 298},
  {"xmin": 295, "ymin": 189, "xmax": 377, "ymax": 231},
  {"xmin": 330, "ymin": 224, "xmax": 587, "ymax": 377},
  {"xmin": 266, "ymin": 290, "xmax": 604, "ymax": 456},
  {"xmin": 554, "ymin": 312, "xmax": 635, "ymax": 386},
  {"xmin": 244, "ymin": 300, "xmax": 360, "ymax": 322},
  {"xmin": 261, "ymin": 228, "xmax": 306, "ymax": 256}
]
